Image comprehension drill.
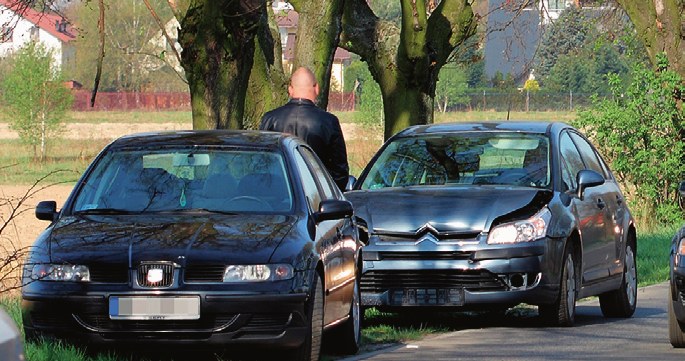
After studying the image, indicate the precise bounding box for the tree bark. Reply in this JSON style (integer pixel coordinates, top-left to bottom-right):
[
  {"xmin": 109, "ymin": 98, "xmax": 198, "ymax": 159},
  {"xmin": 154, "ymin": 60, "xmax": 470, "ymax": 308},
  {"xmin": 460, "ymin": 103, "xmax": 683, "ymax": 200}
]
[
  {"xmin": 244, "ymin": 2, "xmax": 289, "ymax": 129},
  {"xmin": 341, "ymin": 0, "xmax": 475, "ymax": 140},
  {"xmin": 617, "ymin": 0, "xmax": 685, "ymax": 76},
  {"xmin": 178, "ymin": 0, "xmax": 265, "ymax": 130},
  {"xmin": 289, "ymin": 0, "xmax": 345, "ymax": 109}
]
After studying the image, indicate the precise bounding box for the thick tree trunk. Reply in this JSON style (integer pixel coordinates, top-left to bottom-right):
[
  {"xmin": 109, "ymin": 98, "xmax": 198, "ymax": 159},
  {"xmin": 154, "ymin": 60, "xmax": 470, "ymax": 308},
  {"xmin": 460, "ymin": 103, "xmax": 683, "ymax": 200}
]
[
  {"xmin": 341, "ymin": 0, "xmax": 475, "ymax": 140},
  {"xmin": 178, "ymin": 0, "xmax": 264, "ymax": 130},
  {"xmin": 289, "ymin": 0, "xmax": 345, "ymax": 109},
  {"xmin": 244, "ymin": 3, "xmax": 289, "ymax": 129},
  {"xmin": 617, "ymin": 0, "xmax": 685, "ymax": 77}
]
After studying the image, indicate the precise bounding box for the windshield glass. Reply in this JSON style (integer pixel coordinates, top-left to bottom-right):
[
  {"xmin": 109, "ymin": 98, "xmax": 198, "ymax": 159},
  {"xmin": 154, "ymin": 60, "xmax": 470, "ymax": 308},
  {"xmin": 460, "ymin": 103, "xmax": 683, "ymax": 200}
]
[
  {"xmin": 360, "ymin": 132, "xmax": 550, "ymax": 190},
  {"xmin": 72, "ymin": 147, "xmax": 293, "ymax": 213}
]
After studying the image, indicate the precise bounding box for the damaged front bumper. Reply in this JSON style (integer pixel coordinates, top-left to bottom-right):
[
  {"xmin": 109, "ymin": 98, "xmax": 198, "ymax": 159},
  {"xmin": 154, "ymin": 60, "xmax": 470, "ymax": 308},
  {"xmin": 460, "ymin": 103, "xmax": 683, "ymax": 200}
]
[{"xmin": 360, "ymin": 236, "xmax": 565, "ymax": 309}]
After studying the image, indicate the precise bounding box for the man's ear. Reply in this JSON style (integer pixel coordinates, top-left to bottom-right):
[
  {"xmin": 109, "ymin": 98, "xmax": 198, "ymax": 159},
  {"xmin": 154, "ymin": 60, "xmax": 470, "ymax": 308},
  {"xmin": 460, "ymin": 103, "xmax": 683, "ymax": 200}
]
[
  {"xmin": 288, "ymin": 84, "xmax": 294, "ymax": 98},
  {"xmin": 314, "ymin": 83, "xmax": 320, "ymax": 97}
]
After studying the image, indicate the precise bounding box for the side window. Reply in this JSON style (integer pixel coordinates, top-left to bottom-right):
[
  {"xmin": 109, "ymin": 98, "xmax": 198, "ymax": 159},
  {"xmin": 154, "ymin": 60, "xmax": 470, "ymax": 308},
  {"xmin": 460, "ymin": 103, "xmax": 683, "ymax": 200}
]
[
  {"xmin": 569, "ymin": 132, "xmax": 606, "ymax": 178},
  {"xmin": 293, "ymin": 150, "xmax": 322, "ymax": 211},
  {"xmin": 299, "ymin": 147, "xmax": 338, "ymax": 200},
  {"xmin": 559, "ymin": 132, "xmax": 584, "ymax": 191}
]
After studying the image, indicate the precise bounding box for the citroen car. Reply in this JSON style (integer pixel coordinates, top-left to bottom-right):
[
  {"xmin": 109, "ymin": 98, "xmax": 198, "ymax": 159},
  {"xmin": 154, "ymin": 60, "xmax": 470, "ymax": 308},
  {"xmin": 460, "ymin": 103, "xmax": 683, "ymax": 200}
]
[
  {"xmin": 669, "ymin": 181, "xmax": 685, "ymax": 347},
  {"xmin": 21, "ymin": 130, "xmax": 362, "ymax": 360},
  {"xmin": 345, "ymin": 122, "xmax": 637, "ymax": 326}
]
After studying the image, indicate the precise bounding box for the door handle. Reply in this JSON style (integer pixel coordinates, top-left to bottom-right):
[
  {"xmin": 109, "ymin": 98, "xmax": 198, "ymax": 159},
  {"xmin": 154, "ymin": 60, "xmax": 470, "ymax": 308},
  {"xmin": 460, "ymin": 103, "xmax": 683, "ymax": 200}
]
[
  {"xmin": 596, "ymin": 198, "xmax": 606, "ymax": 209},
  {"xmin": 616, "ymin": 195, "xmax": 623, "ymax": 205}
]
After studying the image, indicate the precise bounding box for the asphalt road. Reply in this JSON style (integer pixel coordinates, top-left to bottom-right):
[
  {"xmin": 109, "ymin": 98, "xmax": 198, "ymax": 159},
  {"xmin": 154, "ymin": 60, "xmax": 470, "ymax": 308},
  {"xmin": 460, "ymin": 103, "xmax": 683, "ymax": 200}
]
[{"xmin": 341, "ymin": 282, "xmax": 684, "ymax": 361}]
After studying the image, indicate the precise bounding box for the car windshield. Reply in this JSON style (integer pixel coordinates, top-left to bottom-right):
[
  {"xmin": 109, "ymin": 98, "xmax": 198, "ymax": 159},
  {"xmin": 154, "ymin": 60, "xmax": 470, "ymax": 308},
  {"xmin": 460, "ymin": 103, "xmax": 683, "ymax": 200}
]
[
  {"xmin": 360, "ymin": 132, "xmax": 550, "ymax": 190},
  {"xmin": 72, "ymin": 147, "xmax": 293, "ymax": 213}
]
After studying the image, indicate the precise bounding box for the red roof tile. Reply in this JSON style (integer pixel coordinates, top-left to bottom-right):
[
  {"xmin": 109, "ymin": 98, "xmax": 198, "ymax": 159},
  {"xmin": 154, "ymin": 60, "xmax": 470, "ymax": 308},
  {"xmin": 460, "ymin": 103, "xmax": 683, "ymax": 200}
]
[{"xmin": 0, "ymin": 0, "xmax": 76, "ymax": 43}]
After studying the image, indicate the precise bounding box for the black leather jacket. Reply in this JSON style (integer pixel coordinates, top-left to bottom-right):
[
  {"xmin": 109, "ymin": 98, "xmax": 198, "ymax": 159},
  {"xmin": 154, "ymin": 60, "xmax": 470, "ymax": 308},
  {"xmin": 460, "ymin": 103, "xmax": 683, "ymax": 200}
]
[{"xmin": 260, "ymin": 98, "xmax": 350, "ymax": 190}]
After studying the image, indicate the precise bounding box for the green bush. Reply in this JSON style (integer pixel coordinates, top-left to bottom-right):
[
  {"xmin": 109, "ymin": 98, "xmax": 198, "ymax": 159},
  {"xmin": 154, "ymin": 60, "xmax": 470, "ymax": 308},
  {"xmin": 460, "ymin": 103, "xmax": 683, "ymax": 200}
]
[{"xmin": 575, "ymin": 53, "xmax": 685, "ymax": 226}]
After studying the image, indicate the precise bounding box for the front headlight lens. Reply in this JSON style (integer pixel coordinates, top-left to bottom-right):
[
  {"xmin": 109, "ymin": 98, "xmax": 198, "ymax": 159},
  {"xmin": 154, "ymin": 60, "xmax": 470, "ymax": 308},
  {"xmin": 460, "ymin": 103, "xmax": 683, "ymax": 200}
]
[
  {"xmin": 223, "ymin": 264, "xmax": 294, "ymax": 282},
  {"xmin": 678, "ymin": 237, "xmax": 685, "ymax": 256},
  {"xmin": 487, "ymin": 208, "xmax": 551, "ymax": 244},
  {"xmin": 31, "ymin": 264, "xmax": 90, "ymax": 282}
]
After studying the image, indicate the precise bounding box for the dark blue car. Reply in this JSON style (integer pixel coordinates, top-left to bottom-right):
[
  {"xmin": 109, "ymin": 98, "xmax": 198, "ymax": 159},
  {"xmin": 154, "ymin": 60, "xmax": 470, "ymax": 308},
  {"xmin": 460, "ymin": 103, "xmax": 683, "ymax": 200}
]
[
  {"xmin": 346, "ymin": 122, "xmax": 637, "ymax": 326},
  {"xmin": 669, "ymin": 181, "xmax": 685, "ymax": 347},
  {"xmin": 22, "ymin": 130, "xmax": 362, "ymax": 360}
]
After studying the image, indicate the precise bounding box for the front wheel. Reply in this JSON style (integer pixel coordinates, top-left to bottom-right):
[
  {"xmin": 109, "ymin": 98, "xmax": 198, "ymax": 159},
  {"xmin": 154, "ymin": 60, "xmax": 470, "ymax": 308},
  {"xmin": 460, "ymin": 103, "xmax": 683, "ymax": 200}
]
[
  {"xmin": 289, "ymin": 273, "xmax": 323, "ymax": 361},
  {"xmin": 599, "ymin": 244, "xmax": 637, "ymax": 318},
  {"xmin": 328, "ymin": 279, "xmax": 362, "ymax": 355},
  {"xmin": 539, "ymin": 245, "xmax": 577, "ymax": 326},
  {"xmin": 669, "ymin": 285, "xmax": 685, "ymax": 348}
]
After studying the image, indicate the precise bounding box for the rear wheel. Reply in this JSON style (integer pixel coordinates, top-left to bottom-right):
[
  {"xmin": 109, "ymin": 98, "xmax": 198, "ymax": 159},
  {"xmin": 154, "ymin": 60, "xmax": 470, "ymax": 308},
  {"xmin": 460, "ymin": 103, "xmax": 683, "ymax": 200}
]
[
  {"xmin": 289, "ymin": 273, "xmax": 323, "ymax": 361},
  {"xmin": 669, "ymin": 286, "xmax": 685, "ymax": 348},
  {"xmin": 599, "ymin": 244, "xmax": 637, "ymax": 317},
  {"xmin": 539, "ymin": 244, "xmax": 576, "ymax": 326}
]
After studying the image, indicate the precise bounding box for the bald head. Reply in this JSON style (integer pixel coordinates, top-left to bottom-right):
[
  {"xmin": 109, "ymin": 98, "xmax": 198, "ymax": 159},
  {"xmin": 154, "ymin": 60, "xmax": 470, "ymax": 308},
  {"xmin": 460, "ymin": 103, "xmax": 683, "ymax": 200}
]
[{"xmin": 289, "ymin": 67, "xmax": 319, "ymax": 102}]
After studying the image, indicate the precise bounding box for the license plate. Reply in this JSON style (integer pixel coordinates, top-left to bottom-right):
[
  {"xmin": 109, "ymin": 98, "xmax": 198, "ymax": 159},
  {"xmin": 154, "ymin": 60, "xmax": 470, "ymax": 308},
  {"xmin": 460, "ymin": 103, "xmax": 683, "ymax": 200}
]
[
  {"xmin": 390, "ymin": 288, "xmax": 465, "ymax": 306},
  {"xmin": 109, "ymin": 296, "xmax": 200, "ymax": 320}
]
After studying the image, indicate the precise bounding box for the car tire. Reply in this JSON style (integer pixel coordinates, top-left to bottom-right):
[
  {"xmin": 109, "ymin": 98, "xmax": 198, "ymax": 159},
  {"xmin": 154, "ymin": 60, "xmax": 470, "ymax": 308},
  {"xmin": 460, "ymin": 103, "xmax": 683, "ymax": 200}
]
[
  {"xmin": 539, "ymin": 244, "xmax": 576, "ymax": 327},
  {"xmin": 669, "ymin": 285, "xmax": 685, "ymax": 348},
  {"xmin": 328, "ymin": 278, "xmax": 362, "ymax": 355},
  {"xmin": 599, "ymin": 244, "xmax": 637, "ymax": 318},
  {"xmin": 290, "ymin": 273, "xmax": 324, "ymax": 361}
]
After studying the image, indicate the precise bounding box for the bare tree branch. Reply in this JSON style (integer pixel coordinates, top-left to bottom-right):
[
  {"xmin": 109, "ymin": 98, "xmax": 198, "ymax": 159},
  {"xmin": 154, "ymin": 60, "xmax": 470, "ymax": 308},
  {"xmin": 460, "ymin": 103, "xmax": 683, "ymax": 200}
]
[{"xmin": 90, "ymin": 0, "xmax": 106, "ymax": 108}]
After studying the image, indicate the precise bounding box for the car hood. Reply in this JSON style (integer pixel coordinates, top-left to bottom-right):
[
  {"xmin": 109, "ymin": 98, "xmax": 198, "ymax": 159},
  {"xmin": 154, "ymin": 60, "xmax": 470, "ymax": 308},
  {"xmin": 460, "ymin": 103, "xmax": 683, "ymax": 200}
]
[
  {"xmin": 47, "ymin": 214, "xmax": 298, "ymax": 265},
  {"xmin": 345, "ymin": 186, "xmax": 552, "ymax": 235}
]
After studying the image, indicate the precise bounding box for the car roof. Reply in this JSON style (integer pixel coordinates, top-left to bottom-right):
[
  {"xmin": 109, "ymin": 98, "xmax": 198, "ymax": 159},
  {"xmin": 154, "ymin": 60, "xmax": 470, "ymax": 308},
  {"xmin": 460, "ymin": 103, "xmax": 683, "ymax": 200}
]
[
  {"xmin": 395, "ymin": 121, "xmax": 571, "ymax": 138},
  {"xmin": 107, "ymin": 130, "xmax": 299, "ymax": 150}
]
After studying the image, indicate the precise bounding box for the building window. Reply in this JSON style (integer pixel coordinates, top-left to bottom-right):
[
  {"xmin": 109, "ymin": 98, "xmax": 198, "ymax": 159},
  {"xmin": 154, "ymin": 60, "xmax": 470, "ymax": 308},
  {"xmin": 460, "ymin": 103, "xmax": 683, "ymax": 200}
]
[
  {"xmin": 548, "ymin": 0, "xmax": 568, "ymax": 11},
  {"xmin": 30, "ymin": 26, "xmax": 39, "ymax": 42},
  {"xmin": 0, "ymin": 25, "xmax": 13, "ymax": 43}
]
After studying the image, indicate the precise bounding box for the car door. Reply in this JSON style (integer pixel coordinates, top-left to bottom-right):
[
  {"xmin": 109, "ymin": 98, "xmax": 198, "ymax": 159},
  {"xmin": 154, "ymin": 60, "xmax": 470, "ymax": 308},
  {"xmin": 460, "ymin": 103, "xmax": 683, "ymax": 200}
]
[
  {"xmin": 569, "ymin": 132, "xmax": 623, "ymax": 276},
  {"xmin": 559, "ymin": 131, "xmax": 608, "ymax": 283},
  {"xmin": 293, "ymin": 147, "xmax": 348, "ymax": 323}
]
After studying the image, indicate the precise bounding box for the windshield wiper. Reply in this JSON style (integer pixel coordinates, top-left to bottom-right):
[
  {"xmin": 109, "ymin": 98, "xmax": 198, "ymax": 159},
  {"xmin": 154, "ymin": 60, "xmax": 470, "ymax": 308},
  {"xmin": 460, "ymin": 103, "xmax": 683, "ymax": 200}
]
[{"xmin": 73, "ymin": 208, "xmax": 140, "ymax": 215}]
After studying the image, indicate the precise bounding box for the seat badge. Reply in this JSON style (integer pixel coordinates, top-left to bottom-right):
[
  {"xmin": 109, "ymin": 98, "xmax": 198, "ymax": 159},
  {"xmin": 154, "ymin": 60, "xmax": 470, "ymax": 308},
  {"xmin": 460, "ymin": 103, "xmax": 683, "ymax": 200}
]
[{"xmin": 147, "ymin": 268, "xmax": 164, "ymax": 284}]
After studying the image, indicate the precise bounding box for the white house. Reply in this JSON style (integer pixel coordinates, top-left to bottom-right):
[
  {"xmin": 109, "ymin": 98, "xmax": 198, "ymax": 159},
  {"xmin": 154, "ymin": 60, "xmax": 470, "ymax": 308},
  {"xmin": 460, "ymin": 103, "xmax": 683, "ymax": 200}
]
[{"xmin": 0, "ymin": 0, "xmax": 76, "ymax": 70}]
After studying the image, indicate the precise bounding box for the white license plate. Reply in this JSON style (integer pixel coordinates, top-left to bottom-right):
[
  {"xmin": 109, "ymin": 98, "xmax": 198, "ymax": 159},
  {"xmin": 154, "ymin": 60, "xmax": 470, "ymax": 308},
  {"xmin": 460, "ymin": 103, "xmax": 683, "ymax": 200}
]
[{"xmin": 109, "ymin": 296, "xmax": 200, "ymax": 320}]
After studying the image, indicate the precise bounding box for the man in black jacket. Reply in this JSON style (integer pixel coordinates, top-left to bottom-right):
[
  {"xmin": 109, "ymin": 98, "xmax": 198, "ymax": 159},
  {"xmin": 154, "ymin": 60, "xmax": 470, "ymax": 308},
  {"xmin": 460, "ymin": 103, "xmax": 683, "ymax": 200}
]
[{"xmin": 260, "ymin": 67, "xmax": 350, "ymax": 190}]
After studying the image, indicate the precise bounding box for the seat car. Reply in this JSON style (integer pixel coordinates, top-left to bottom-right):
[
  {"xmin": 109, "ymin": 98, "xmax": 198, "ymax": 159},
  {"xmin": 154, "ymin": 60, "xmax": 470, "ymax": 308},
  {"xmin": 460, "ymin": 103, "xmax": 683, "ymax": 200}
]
[
  {"xmin": 21, "ymin": 131, "xmax": 362, "ymax": 360},
  {"xmin": 668, "ymin": 181, "xmax": 685, "ymax": 347},
  {"xmin": 345, "ymin": 122, "xmax": 636, "ymax": 326}
]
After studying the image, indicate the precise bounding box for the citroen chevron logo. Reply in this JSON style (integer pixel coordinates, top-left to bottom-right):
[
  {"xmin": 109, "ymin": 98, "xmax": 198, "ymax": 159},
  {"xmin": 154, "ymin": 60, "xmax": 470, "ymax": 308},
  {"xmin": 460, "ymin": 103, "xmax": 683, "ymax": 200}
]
[
  {"xmin": 415, "ymin": 223, "xmax": 439, "ymax": 236},
  {"xmin": 415, "ymin": 232, "xmax": 440, "ymax": 245}
]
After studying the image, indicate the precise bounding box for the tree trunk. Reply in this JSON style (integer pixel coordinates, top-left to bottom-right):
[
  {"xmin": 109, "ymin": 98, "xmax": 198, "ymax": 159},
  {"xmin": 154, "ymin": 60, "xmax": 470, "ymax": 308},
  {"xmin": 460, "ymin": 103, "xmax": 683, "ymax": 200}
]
[
  {"xmin": 341, "ymin": 0, "xmax": 475, "ymax": 140},
  {"xmin": 178, "ymin": 0, "xmax": 265, "ymax": 130},
  {"xmin": 244, "ymin": 3, "xmax": 289, "ymax": 129},
  {"xmin": 289, "ymin": 0, "xmax": 345, "ymax": 109},
  {"xmin": 617, "ymin": 0, "xmax": 685, "ymax": 77}
]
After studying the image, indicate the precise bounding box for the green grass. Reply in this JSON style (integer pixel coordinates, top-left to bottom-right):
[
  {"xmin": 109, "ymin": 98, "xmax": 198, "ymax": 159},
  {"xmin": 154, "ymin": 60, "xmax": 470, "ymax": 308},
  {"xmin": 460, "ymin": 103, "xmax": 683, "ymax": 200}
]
[
  {"xmin": 637, "ymin": 225, "xmax": 678, "ymax": 285},
  {"xmin": 0, "ymin": 110, "xmax": 192, "ymax": 125}
]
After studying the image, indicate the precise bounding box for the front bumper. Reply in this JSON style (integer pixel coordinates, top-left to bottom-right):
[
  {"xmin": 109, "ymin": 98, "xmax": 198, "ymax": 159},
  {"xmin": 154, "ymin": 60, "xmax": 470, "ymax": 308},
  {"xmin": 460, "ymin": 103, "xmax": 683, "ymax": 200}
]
[
  {"xmin": 22, "ymin": 288, "xmax": 308, "ymax": 347},
  {"xmin": 360, "ymin": 237, "xmax": 564, "ymax": 309}
]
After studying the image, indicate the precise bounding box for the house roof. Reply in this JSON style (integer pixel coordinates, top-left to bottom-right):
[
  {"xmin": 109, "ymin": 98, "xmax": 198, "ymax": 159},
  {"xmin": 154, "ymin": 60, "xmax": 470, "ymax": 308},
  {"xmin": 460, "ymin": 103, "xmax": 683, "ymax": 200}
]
[{"xmin": 0, "ymin": 0, "xmax": 76, "ymax": 43}]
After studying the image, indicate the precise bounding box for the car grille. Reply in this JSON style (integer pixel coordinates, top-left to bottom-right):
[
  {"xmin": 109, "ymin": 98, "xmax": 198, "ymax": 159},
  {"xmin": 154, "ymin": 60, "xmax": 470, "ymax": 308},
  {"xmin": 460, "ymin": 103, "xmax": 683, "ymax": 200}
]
[
  {"xmin": 361, "ymin": 269, "xmax": 506, "ymax": 292},
  {"xmin": 89, "ymin": 264, "xmax": 128, "ymax": 283},
  {"xmin": 378, "ymin": 251, "xmax": 473, "ymax": 261},
  {"xmin": 137, "ymin": 263, "xmax": 174, "ymax": 288},
  {"xmin": 184, "ymin": 265, "xmax": 225, "ymax": 283},
  {"xmin": 75, "ymin": 314, "xmax": 238, "ymax": 332},
  {"xmin": 379, "ymin": 233, "xmax": 480, "ymax": 242}
]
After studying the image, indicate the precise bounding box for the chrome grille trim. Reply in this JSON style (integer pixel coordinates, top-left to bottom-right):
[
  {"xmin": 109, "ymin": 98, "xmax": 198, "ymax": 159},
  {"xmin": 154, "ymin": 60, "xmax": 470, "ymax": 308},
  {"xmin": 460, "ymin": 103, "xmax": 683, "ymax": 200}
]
[{"xmin": 137, "ymin": 262, "xmax": 176, "ymax": 288}]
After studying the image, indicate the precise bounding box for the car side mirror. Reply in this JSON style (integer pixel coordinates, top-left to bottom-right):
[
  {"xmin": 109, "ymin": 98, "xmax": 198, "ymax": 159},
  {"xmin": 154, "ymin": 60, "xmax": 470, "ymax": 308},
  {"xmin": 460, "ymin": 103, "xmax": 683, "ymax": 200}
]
[
  {"xmin": 314, "ymin": 199, "xmax": 353, "ymax": 223},
  {"xmin": 679, "ymin": 181, "xmax": 685, "ymax": 198},
  {"xmin": 35, "ymin": 200, "xmax": 58, "ymax": 221},
  {"xmin": 576, "ymin": 170, "xmax": 604, "ymax": 200},
  {"xmin": 345, "ymin": 175, "xmax": 357, "ymax": 192}
]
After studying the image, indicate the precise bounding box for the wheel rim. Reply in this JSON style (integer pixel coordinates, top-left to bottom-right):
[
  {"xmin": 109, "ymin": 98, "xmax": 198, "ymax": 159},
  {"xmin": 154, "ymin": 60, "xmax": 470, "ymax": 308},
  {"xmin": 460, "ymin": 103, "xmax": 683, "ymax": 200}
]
[
  {"xmin": 625, "ymin": 245, "xmax": 637, "ymax": 307},
  {"xmin": 352, "ymin": 281, "xmax": 361, "ymax": 342},
  {"xmin": 565, "ymin": 254, "xmax": 576, "ymax": 317}
]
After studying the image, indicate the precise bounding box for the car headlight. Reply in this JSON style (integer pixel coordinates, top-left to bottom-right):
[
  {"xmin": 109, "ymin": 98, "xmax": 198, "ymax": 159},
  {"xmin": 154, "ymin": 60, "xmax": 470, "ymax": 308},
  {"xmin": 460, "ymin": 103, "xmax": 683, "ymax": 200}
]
[
  {"xmin": 487, "ymin": 208, "xmax": 551, "ymax": 244},
  {"xmin": 31, "ymin": 264, "xmax": 90, "ymax": 282},
  {"xmin": 223, "ymin": 264, "xmax": 294, "ymax": 282},
  {"xmin": 678, "ymin": 237, "xmax": 685, "ymax": 256}
]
